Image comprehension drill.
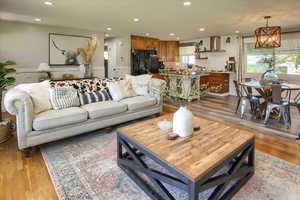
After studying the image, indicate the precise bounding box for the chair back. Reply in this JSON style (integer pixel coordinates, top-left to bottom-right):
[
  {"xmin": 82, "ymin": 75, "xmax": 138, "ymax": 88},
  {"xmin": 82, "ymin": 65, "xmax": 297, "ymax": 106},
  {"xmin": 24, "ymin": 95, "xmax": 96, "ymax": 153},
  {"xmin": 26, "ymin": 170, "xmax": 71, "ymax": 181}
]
[
  {"xmin": 271, "ymin": 85, "xmax": 282, "ymax": 104},
  {"xmin": 244, "ymin": 78, "xmax": 254, "ymax": 94},
  {"xmin": 233, "ymin": 80, "xmax": 242, "ymax": 98},
  {"xmin": 271, "ymin": 84, "xmax": 291, "ymax": 104}
]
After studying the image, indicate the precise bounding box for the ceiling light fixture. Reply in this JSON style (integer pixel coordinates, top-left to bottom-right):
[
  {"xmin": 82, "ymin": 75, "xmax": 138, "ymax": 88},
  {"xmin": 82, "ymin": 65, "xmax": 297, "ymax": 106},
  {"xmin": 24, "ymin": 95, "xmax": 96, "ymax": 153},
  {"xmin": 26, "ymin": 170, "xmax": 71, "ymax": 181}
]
[
  {"xmin": 169, "ymin": 33, "xmax": 175, "ymax": 36},
  {"xmin": 44, "ymin": 1, "xmax": 53, "ymax": 6},
  {"xmin": 133, "ymin": 18, "xmax": 140, "ymax": 22},
  {"xmin": 199, "ymin": 28, "xmax": 205, "ymax": 32},
  {"xmin": 105, "ymin": 34, "xmax": 110, "ymax": 37},
  {"xmin": 235, "ymin": 30, "xmax": 240, "ymax": 34},
  {"xmin": 34, "ymin": 18, "xmax": 41, "ymax": 22},
  {"xmin": 183, "ymin": 1, "xmax": 192, "ymax": 6},
  {"xmin": 255, "ymin": 16, "xmax": 281, "ymax": 49},
  {"xmin": 106, "ymin": 27, "xmax": 112, "ymax": 31}
]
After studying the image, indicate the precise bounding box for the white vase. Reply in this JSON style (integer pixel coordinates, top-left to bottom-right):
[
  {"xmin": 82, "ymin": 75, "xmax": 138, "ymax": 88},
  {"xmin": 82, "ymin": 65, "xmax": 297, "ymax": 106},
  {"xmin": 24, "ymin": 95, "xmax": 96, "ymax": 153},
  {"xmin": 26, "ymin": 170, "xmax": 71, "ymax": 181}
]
[{"xmin": 173, "ymin": 106, "xmax": 193, "ymax": 137}]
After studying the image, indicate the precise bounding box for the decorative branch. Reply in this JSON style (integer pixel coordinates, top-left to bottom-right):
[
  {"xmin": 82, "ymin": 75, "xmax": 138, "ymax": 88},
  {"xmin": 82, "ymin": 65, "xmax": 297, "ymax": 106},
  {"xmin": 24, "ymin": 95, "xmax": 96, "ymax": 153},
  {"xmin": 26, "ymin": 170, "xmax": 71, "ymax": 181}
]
[{"xmin": 78, "ymin": 37, "xmax": 99, "ymax": 64}]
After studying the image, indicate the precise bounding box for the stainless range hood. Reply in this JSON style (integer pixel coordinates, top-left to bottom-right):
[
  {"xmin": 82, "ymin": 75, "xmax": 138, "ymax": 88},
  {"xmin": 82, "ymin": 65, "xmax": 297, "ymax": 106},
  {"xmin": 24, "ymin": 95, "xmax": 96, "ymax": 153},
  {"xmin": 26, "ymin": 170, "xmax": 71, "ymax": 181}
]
[{"xmin": 210, "ymin": 36, "xmax": 225, "ymax": 52}]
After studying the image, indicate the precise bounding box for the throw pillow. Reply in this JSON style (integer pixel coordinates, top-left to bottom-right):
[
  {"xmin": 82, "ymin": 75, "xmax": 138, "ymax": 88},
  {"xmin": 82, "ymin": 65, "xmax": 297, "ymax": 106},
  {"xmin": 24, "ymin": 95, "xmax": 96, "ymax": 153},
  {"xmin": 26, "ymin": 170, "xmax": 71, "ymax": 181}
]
[
  {"xmin": 16, "ymin": 80, "xmax": 52, "ymax": 114},
  {"xmin": 125, "ymin": 74, "xmax": 152, "ymax": 96},
  {"xmin": 78, "ymin": 89, "xmax": 112, "ymax": 105},
  {"xmin": 107, "ymin": 80, "xmax": 136, "ymax": 101},
  {"xmin": 49, "ymin": 86, "xmax": 80, "ymax": 110}
]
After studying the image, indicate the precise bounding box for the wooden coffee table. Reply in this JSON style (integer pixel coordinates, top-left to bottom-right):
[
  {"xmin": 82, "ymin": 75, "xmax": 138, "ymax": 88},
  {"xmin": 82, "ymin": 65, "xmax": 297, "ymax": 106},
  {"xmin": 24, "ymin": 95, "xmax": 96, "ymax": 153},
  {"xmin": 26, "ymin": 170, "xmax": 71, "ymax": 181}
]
[{"xmin": 117, "ymin": 114, "xmax": 255, "ymax": 200}]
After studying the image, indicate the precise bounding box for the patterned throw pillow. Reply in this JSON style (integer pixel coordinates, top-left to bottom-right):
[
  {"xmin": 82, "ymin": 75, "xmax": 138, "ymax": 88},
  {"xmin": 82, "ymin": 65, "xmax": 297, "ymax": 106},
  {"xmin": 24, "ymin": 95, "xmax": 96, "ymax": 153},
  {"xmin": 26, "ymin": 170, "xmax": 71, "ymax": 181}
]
[
  {"xmin": 49, "ymin": 86, "xmax": 80, "ymax": 110},
  {"xmin": 78, "ymin": 89, "xmax": 112, "ymax": 105}
]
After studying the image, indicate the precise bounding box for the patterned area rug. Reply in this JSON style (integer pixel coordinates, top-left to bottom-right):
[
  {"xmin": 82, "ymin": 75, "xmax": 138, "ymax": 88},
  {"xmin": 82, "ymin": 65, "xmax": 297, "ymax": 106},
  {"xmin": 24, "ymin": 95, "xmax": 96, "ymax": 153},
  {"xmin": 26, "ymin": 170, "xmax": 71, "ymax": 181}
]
[{"xmin": 41, "ymin": 130, "xmax": 300, "ymax": 200}]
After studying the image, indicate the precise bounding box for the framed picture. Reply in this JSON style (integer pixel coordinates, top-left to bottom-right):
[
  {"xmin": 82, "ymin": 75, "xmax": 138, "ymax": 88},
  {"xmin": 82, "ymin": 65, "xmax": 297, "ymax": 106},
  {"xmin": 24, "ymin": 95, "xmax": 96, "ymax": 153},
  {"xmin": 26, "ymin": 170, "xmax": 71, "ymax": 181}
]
[{"xmin": 49, "ymin": 33, "xmax": 92, "ymax": 66}]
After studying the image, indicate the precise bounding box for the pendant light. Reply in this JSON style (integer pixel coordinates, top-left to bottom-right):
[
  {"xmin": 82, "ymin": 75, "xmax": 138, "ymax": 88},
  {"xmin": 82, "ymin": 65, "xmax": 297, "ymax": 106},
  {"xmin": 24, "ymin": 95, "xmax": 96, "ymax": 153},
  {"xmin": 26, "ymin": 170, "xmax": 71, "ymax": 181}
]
[{"xmin": 255, "ymin": 16, "xmax": 281, "ymax": 49}]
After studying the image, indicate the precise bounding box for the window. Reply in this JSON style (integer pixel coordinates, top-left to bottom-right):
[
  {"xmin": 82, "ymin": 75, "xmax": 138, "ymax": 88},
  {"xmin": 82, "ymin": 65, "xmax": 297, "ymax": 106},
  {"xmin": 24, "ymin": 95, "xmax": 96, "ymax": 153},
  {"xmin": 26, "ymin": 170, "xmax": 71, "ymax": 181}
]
[
  {"xmin": 244, "ymin": 33, "xmax": 300, "ymax": 75},
  {"xmin": 181, "ymin": 55, "xmax": 195, "ymax": 66}
]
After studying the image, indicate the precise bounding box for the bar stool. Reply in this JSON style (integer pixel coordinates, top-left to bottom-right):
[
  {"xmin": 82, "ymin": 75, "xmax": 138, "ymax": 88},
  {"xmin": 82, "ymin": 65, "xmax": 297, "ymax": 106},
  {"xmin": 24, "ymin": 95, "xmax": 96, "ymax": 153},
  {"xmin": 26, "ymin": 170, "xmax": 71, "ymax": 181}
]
[{"xmin": 264, "ymin": 85, "xmax": 291, "ymax": 129}]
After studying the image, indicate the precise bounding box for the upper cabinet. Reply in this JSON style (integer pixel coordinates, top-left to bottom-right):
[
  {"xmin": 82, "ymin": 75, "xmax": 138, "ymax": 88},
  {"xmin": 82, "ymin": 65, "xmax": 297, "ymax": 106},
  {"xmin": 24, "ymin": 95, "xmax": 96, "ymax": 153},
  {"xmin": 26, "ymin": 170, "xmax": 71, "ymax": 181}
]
[
  {"xmin": 131, "ymin": 35, "xmax": 179, "ymax": 62},
  {"xmin": 131, "ymin": 35, "xmax": 159, "ymax": 50},
  {"xmin": 166, "ymin": 41, "xmax": 179, "ymax": 62}
]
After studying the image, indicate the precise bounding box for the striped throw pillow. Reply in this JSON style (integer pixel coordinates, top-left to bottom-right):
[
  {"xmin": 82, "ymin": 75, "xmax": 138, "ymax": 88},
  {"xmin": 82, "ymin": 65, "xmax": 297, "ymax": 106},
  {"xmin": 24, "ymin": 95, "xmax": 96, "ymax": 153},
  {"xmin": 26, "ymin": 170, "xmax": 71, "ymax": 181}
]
[
  {"xmin": 49, "ymin": 86, "xmax": 80, "ymax": 110},
  {"xmin": 78, "ymin": 89, "xmax": 112, "ymax": 105}
]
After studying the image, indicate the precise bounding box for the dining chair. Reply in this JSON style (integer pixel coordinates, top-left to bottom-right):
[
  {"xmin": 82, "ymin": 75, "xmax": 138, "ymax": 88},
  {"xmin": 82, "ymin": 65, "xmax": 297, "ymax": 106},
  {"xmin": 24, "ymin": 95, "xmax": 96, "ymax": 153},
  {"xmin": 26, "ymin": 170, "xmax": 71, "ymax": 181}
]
[
  {"xmin": 291, "ymin": 91, "xmax": 300, "ymax": 139},
  {"xmin": 243, "ymin": 78, "xmax": 263, "ymax": 100},
  {"xmin": 264, "ymin": 84, "xmax": 291, "ymax": 129},
  {"xmin": 233, "ymin": 80, "xmax": 260, "ymax": 119}
]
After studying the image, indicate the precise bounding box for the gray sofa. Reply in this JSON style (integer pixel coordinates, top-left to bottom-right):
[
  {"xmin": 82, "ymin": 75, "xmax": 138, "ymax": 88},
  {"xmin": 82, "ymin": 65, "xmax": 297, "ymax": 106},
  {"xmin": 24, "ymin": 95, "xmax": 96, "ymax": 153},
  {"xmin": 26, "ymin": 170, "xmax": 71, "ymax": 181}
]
[{"xmin": 4, "ymin": 78, "xmax": 165, "ymax": 150}]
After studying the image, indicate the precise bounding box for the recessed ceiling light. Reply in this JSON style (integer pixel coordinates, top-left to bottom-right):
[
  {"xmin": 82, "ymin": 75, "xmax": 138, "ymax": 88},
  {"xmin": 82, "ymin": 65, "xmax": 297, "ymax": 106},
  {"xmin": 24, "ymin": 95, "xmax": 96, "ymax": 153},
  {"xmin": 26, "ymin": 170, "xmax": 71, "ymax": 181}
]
[
  {"xmin": 183, "ymin": 1, "xmax": 192, "ymax": 6},
  {"xmin": 169, "ymin": 33, "xmax": 175, "ymax": 36},
  {"xmin": 235, "ymin": 30, "xmax": 240, "ymax": 34},
  {"xmin": 44, "ymin": 1, "xmax": 53, "ymax": 6},
  {"xmin": 106, "ymin": 27, "xmax": 112, "ymax": 31},
  {"xmin": 133, "ymin": 18, "xmax": 140, "ymax": 22},
  {"xmin": 105, "ymin": 33, "xmax": 110, "ymax": 37},
  {"xmin": 199, "ymin": 28, "xmax": 205, "ymax": 32},
  {"xmin": 34, "ymin": 18, "xmax": 41, "ymax": 22}
]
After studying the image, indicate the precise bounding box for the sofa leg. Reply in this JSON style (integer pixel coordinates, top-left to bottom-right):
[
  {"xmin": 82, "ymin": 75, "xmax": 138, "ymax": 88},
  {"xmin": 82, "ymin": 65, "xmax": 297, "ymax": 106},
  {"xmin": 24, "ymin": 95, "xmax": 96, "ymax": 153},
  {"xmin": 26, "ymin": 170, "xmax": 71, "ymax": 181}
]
[
  {"xmin": 21, "ymin": 146, "xmax": 38, "ymax": 157},
  {"xmin": 155, "ymin": 113, "xmax": 161, "ymax": 117}
]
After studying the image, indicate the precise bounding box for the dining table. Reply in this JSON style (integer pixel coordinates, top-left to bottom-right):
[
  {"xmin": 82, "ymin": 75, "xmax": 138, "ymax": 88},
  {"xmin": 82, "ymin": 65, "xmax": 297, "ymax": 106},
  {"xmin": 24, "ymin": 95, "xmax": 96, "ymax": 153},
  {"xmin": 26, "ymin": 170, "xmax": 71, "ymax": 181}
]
[{"xmin": 239, "ymin": 81, "xmax": 300, "ymax": 118}]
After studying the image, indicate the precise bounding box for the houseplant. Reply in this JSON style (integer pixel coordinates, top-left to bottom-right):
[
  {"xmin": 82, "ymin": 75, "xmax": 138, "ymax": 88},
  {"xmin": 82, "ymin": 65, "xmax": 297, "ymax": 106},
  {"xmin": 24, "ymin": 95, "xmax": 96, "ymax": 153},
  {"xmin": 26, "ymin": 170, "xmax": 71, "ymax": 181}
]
[
  {"xmin": 77, "ymin": 37, "xmax": 99, "ymax": 78},
  {"xmin": 0, "ymin": 60, "xmax": 16, "ymax": 143}
]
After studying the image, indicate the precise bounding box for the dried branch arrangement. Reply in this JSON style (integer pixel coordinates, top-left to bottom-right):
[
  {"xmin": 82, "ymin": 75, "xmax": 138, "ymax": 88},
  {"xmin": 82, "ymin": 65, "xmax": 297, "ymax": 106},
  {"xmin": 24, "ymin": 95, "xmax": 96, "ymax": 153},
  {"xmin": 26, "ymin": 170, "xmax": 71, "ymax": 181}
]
[{"xmin": 78, "ymin": 37, "xmax": 99, "ymax": 64}]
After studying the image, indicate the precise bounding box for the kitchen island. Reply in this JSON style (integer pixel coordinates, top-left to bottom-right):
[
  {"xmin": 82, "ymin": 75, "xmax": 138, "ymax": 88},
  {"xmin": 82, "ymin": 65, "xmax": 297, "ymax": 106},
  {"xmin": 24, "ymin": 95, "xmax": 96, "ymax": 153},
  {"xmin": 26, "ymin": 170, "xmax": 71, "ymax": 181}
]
[{"xmin": 159, "ymin": 70, "xmax": 209, "ymax": 101}]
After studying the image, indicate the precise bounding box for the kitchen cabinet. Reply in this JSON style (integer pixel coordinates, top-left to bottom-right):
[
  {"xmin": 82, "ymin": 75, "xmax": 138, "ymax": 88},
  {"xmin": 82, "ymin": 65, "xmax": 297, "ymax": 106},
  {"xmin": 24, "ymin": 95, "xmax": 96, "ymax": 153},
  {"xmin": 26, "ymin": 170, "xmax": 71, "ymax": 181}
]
[
  {"xmin": 166, "ymin": 41, "xmax": 179, "ymax": 62},
  {"xmin": 131, "ymin": 35, "xmax": 159, "ymax": 50},
  {"xmin": 131, "ymin": 35, "xmax": 179, "ymax": 63}
]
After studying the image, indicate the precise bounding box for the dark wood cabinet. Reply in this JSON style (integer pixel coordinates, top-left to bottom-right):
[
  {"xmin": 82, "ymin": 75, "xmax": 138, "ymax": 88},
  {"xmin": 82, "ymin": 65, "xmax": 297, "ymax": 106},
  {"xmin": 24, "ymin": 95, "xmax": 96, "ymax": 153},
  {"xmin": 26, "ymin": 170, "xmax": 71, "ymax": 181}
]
[{"xmin": 201, "ymin": 73, "xmax": 229, "ymax": 94}]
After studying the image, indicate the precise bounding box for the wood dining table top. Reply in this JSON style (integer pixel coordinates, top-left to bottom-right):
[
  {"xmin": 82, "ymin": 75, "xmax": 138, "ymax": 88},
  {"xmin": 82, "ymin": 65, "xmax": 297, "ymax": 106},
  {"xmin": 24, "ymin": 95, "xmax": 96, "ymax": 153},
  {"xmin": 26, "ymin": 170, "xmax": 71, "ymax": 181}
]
[{"xmin": 240, "ymin": 81, "xmax": 300, "ymax": 90}]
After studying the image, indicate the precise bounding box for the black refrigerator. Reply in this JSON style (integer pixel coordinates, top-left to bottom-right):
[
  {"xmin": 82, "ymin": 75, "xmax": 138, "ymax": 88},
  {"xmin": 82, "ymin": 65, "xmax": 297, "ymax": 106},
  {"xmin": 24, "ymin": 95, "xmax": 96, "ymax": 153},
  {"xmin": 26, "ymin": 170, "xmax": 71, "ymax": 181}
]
[{"xmin": 131, "ymin": 49, "xmax": 164, "ymax": 75}]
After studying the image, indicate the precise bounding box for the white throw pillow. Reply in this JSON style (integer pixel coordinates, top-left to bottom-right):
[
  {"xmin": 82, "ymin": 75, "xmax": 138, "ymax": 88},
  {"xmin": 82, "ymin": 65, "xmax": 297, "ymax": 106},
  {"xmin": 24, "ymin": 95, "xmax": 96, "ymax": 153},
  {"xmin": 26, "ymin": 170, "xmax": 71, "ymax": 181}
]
[
  {"xmin": 49, "ymin": 86, "xmax": 80, "ymax": 110},
  {"xmin": 107, "ymin": 80, "xmax": 136, "ymax": 101},
  {"xmin": 125, "ymin": 74, "xmax": 152, "ymax": 96},
  {"xmin": 16, "ymin": 80, "xmax": 52, "ymax": 114}
]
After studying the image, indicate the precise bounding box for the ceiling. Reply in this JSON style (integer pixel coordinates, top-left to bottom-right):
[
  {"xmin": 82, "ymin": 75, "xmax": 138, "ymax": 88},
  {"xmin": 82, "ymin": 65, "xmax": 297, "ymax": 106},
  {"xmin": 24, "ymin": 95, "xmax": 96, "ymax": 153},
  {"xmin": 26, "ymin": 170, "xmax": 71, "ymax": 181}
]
[{"xmin": 1, "ymin": 0, "xmax": 300, "ymax": 40}]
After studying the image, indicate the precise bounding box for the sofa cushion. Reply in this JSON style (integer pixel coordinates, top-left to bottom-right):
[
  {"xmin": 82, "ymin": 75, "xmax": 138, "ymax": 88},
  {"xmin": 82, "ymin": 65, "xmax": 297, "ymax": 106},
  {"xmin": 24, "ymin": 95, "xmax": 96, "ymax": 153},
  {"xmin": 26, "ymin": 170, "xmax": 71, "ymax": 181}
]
[
  {"xmin": 16, "ymin": 80, "xmax": 52, "ymax": 114},
  {"xmin": 81, "ymin": 101, "xmax": 127, "ymax": 119},
  {"xmin": 49, "ymin": 86, "xmax": 80, "ymax": 110},
  {"xmin": 33, "ymin": 107, "xmax": 88, "ymax": 131},
  {"xmin": 120, "ymin": 96, "xmax": 157, "ymax": 111}
]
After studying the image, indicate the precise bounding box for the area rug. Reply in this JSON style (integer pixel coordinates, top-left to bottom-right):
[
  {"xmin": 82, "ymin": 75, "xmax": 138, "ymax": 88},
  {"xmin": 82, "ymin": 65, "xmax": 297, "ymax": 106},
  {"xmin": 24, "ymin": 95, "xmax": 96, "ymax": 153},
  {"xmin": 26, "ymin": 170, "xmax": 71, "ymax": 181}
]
[{"xmin": 41, "ymin": 130, "xmax": 300, "ymax": 200}]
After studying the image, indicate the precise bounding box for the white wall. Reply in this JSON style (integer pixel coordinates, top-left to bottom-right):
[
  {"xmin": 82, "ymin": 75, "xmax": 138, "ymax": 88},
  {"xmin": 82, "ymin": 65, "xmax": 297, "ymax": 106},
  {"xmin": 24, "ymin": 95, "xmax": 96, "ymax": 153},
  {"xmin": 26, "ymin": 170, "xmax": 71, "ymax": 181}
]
[
  {"xmin": 180, "ymin": 35, "xmax": 240, "ymax": 72},
  {"xmin": 105, "ymin": 35, "xmax": 131, "ymax": 77},
  {"xmin": 0, "ymin": 20, "xmax": 105, "ymax": 84}
]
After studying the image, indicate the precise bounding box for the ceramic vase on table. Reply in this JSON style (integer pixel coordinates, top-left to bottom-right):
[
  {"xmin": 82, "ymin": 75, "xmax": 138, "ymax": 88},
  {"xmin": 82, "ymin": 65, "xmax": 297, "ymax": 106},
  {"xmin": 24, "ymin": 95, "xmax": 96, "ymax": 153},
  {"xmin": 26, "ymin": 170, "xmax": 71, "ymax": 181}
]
[{"xmin": 173, "ymin": 106, "xmax": 193, "ymax": 137}]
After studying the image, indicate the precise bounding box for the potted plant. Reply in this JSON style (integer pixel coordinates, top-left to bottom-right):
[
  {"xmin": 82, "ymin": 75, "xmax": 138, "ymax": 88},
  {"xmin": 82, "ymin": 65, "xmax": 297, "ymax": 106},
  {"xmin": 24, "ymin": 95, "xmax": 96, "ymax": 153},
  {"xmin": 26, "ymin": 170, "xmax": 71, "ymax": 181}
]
[{"xmin": 0, "ymin": 60, "xmax": 16, "ymax": 143}]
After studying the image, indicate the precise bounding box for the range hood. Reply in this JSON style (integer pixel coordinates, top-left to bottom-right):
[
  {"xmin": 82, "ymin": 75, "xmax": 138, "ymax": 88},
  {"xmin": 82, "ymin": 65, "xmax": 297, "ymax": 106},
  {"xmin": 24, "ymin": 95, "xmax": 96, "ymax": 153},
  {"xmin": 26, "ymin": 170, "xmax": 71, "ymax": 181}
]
[{"xmin": 210, "ymin": 36, "xmax": 225, "ymax": 52}]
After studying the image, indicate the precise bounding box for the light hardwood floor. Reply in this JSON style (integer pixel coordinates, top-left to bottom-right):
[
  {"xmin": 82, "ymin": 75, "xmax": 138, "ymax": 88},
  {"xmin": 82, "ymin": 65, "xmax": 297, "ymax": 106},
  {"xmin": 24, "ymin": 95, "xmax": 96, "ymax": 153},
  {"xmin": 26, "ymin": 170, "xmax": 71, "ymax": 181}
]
[{"xmin": 1, "ymin": 108, "xmax": 300, "ymax": 200}]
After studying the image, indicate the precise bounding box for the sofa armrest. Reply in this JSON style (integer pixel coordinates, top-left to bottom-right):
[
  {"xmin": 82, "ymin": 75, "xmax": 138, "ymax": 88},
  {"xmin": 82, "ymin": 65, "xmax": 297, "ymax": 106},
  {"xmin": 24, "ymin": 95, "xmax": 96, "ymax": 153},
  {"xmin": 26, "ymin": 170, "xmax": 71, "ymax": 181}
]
[
  {"xmin": 148, "ymin": 78, "xmax": 166, "ymax": 104},
  {"xmin": 4, "ymin": 88, "xmax": 34, "ymax": 149}
]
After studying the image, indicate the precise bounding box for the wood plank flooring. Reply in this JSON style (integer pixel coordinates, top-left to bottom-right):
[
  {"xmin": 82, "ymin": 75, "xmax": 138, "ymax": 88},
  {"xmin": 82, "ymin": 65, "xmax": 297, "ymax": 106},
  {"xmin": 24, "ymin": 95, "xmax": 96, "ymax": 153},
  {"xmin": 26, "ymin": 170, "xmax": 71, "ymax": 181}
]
[
  {"xmin": 165, "ymin": 95, "xmax": 300, "ymax": 140},
  {"xmin": 1, "ymin": 109, "xmax": 300, "ymax": 200}
]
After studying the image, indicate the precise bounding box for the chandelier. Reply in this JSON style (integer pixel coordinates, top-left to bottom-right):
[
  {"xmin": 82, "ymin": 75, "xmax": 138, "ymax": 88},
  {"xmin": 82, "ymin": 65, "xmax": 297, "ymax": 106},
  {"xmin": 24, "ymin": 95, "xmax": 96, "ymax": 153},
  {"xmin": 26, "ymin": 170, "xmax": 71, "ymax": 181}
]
[{"xmin": 255, "ymin": 16, "xmax": 281, "ymax": 49}]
